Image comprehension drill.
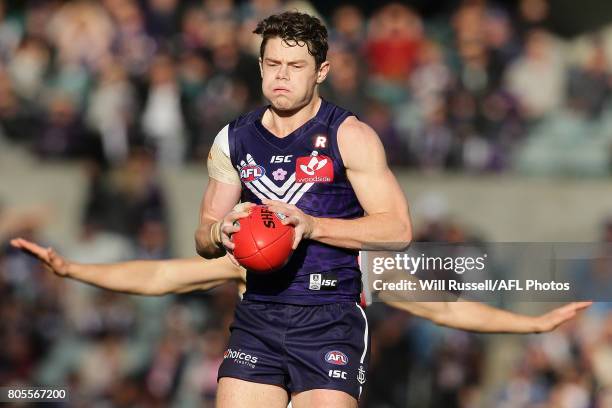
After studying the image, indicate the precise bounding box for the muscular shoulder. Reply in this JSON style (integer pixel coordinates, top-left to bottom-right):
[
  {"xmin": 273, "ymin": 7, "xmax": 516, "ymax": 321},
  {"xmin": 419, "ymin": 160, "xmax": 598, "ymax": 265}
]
[{"xmin": 337, "ymin": 116, "xmax": 386, "ymax": 170}]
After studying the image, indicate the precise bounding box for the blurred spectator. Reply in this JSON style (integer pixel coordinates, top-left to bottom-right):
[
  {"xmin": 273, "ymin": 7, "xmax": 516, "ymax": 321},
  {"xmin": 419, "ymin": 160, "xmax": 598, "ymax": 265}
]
[
  {"xmin": 589, "ymin": 315, "xmax": 612, "ymax": 388},
  {"xmin": 83, "ymin": 148, "xmax": 168, "ymax": 241},
  {"xmin": 141, "ymin": 54, "xmax": 186, "ymax": 165},
  {"xmin": 237, "ymin": 0, "xmax": 283, "ymax": 55},
  {"xmin": 180, "ymin": 6, "xmax": 211, "ymax": 51},
  {"xmin": 484, "ymin": 8, "xmax": 521, "ymax": 88},
  {"xmin": 409, "ymin": 101, "xmax": 453, "ymax": 171},
  {"xmin": 456, "ymin": 38, "xmax": 490, "ymax": 95},
  {"xmin": 329, "ymin": 4, "xmax": 365, "ymax": 53},
  {"xmin": 431, "ymin": 331, "xmax": 483, "ymax": 407},
  {"xmin": 505, "ymin": 29, "xmax": 566, "ymax": 120},
  {"xmin": 178, "ymin": 327, "xmax": 227, "ymax": 406},
  {"xmin": 0, "ymin": 1, "xmax": 21, "ymax": 63},
  {"xmin": 76, "ymin": 333, "xmax": 132, "ymax": 396},
  {"xmin": 36, "ymin": 92, "xmax": 88, "ymax": 159},
  {"xmin": 409, "ymin": 40, "xmax": 451, "ymax": 117},
  {"xmin": 452, "ymin": 2, "xmax": 485, "ymax": 46},
  {"xmin": 46, "ymin": 1, "xmax": 114, "ymax": 69},
  {"xmin": 365, "ymin": 4, "xmax": 424, "ymax": 84},
  {"xmin": 517, "ymin": 0, "xmax": 551, "ymax": 34},
  {"xmin": 134, "ymin": 219, "xmax": 170, "ymax": 260},
  {"xmin": 323, "ymin": 49, "xmax": 367, "ymax": 116},
  {"xmin": 0, "ymin": 66, "xmax": 39, "ymax": 143},
  {"xmin": 192, "ymin": 25, "xmax": 260, "ymax": 157},
  {"xmin": 567, "ymin": 37, "xmax": 612, "ymax": 118},
  {"xmin": 145, "ymin": 334, "xmax": 188, "ymax": 403},
  {"xmin": 361, "ymin": 100, "xmax": 410, "ymax": 166},
  {"xmin": 106, "ymin": 0, "xmax": 157, "ymax": 76},
  {"xmin": 7, "ymin": 36, "xmax": 50, "ymax": 103},
  {"xmin": 143, "ymin": 0, "xmax": 182, "ymax": 42},
  {"xmin": 86, "ymin": 59, "xmax": 137, "ymax": 165}
]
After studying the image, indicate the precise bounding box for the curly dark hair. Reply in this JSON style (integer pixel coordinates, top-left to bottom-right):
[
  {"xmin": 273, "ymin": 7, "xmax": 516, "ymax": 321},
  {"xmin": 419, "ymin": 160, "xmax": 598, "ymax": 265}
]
[{"xmin": 253, "ymin": 11, "xmax": 328, "ymax": 68}]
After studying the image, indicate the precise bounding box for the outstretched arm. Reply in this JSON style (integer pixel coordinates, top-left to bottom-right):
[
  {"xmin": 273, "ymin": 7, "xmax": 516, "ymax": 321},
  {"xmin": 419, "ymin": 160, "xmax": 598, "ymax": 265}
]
[
  {"xmin": 11, "ymin": 238, "xmax": 244, "ymax": 296},
  {"xmin": 386, "ymin": 300, "xmax": 592, "ymax": 333}
]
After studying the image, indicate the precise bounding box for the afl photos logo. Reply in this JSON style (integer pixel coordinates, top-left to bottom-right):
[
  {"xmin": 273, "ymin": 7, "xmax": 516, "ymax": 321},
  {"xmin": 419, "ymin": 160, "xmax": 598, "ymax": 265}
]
[
  {"xmin": 240, "ymin": 164, "xmax": 265, "ymax": 182},
  {"xmin": 295, "ymin": 152, "xmax": 333, "ymax": 183}
]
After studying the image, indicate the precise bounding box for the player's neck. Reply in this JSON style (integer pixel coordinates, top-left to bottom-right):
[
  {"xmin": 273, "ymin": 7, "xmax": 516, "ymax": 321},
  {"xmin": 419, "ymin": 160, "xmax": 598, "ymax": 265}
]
[{"xmin": 264, "ymin": 96, "xmax": 322, "ymax": 138}]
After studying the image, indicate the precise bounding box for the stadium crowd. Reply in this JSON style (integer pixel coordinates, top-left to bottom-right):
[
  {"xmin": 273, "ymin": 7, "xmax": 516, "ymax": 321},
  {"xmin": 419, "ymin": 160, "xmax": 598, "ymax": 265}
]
[
  {"xmin": 0, "ymin": 0, "xmax": 611, "ymax": 172},
  {"xmin": 1, "ymin": 0, "xmax": 612, "ymax": 407}
]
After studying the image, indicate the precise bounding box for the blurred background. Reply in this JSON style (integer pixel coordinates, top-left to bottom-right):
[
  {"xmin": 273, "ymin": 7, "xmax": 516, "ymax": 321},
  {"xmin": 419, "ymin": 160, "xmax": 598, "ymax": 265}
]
[{"xmin": 1, "ymin": 0, "xmax": 612, "ymax": 406}]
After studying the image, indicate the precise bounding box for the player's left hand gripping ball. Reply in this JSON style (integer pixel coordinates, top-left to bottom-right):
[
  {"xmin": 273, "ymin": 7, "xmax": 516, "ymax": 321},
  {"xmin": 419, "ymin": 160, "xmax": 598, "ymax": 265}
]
[{"xmin": 261, "ymin": 199, "xmax": 314, "ymax": 249}]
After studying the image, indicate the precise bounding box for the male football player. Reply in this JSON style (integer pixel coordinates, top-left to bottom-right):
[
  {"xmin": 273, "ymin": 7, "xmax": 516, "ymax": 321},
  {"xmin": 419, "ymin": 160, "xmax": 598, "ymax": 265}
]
[
  {"xmin": 193, "ymin": 11, "xmax": 410, "ymax": 408},
  {"xmin": 189, "ymin": 10, "xmax": 592, "ymax": 408}
]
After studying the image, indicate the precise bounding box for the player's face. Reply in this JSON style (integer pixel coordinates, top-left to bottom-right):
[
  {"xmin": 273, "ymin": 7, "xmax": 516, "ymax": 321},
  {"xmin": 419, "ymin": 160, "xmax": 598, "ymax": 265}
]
[{"xmin": 259, "ymin": 37, "xmax": 329, "ymax": 111}]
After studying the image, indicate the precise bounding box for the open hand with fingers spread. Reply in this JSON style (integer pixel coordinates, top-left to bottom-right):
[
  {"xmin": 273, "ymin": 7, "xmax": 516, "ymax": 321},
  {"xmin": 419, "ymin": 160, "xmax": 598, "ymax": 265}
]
[
  {"xmin": 533, "ymin": 301, "xmax": 593, "ymax": 333},
  {"xmin": 10, "ymin": 237, "xmax": 70, "ymax": 277}
]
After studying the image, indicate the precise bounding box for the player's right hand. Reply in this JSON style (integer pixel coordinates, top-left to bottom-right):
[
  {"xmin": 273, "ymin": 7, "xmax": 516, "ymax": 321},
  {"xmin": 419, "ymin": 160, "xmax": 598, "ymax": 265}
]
[
  {"xmin": 217, "ymin": 202, "xmax": 255, "ymax": 255},
  {"xmin": 9, "ymin": 238, "xmax": 70, "ymax": 277}
]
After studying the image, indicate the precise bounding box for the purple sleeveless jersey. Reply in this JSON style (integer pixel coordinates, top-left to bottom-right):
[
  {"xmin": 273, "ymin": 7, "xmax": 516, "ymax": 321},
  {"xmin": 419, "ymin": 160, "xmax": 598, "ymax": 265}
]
[{"xmin": 227, "ymin": 99, "xmax": 364, "ymax": 305}]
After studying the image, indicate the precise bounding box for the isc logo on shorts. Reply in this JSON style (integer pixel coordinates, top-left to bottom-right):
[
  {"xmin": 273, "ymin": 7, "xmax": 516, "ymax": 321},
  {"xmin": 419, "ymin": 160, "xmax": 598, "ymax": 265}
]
[
  {"xmin": 309, "ymin": 273, "xmax": 338, "ymax": 290},
  {"xmin": 325, "ymin": 351, "xmax": 348, "ymax": 366},
  {"xmin": 328, "ymin": 369, "xmax": 347, "ymax": 379},
  {"xmin": 240, "ymin": 165, "xmax": 265, "ymax": 182}
]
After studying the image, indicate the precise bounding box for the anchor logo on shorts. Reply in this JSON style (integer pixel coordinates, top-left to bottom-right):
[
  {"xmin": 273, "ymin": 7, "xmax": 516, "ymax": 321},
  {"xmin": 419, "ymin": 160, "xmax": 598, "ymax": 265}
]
[{"xmin": 357, "ymin": 365, "xmax": 366, "ymax": 385}]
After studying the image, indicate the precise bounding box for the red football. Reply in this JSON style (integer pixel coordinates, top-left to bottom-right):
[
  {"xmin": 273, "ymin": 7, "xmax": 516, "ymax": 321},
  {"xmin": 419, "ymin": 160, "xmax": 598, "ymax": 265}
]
[{"xmin": 231, "ymin": 205, "xmax": 295, "ymax": 273}]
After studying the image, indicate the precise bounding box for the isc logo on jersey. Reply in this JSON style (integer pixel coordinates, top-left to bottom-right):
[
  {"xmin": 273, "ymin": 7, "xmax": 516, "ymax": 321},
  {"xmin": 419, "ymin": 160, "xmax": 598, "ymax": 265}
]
[
  {"xmin": 296, "ymin": 152, "xmax": 333, "ymax": 183},
  {"xmin": 240, "ymin": 165, "xmax": 265, "ymax": 182},
  {"xmin": 325, "ymin": 351, "xmax": 348, "ymax": 366}
]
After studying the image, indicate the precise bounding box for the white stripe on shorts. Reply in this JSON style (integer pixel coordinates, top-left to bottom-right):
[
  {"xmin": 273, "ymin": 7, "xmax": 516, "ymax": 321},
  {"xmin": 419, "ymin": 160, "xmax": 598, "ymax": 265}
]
[{"xmin": 356, "ymin": 303, "xmax": 368, "ymax": 398}]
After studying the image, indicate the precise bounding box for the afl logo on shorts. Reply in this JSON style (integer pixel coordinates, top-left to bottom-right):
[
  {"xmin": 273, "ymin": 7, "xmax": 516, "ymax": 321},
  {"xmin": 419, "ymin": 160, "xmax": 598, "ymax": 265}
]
[
  {"xmin": 325, "ymin": 351, "xmax": 348, "ymax": 366},
  {"xmin": 240, "ymin": 165, "xmax": 265, "ymax": 182}
]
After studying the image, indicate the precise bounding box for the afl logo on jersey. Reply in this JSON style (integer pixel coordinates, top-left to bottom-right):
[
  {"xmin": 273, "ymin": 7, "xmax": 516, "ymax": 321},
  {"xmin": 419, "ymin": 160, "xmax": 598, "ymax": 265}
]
[
  {"xmin": 325, "ymin": 351, "xmax": 348, "ymax": 366},
  {"xmin": 240, "ymin": 165, "xmax": 265, "ymax": 182}
]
